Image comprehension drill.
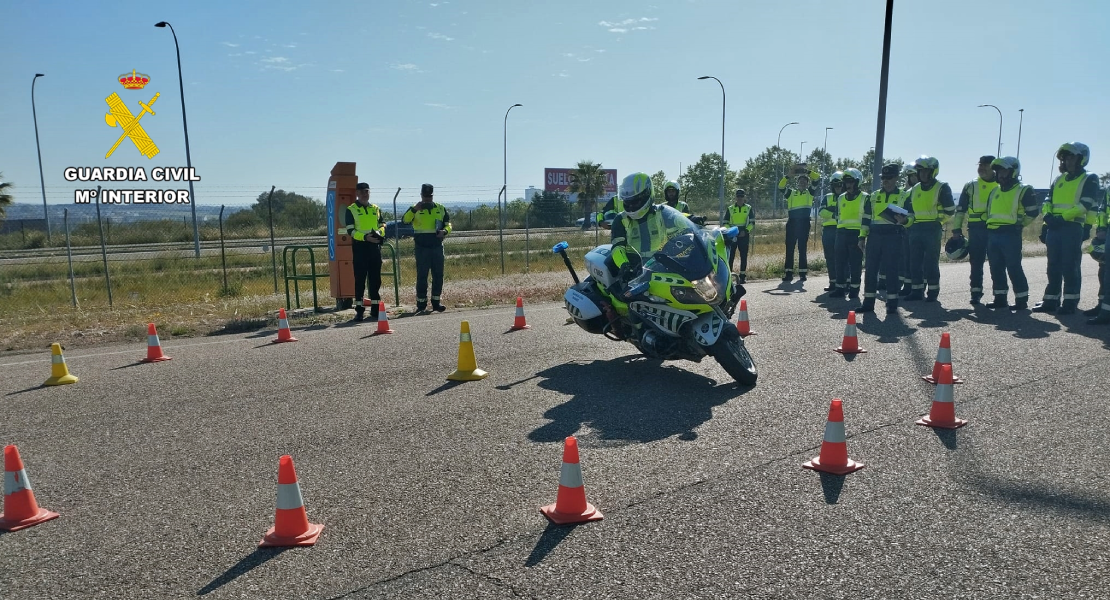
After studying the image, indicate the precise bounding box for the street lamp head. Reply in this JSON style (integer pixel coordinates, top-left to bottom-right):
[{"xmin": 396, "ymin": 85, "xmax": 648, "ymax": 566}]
[
  {"xmin": 697, "ymin": 76, "xmax": 711, "ymax": 80},
  {"xmin": 155, "ymin": 21, "xmax": 168, "ymax": 27},
  {"xmin": 513, "ymin": 103, "xmax": 522, "ymax": 107},
  {"xmin": 790, "ymin": 121, "xmax": 799, "ymax": 125},
  {"xmin": 35, "ymin": 73, "xmax": 44, "ymax": 78}
]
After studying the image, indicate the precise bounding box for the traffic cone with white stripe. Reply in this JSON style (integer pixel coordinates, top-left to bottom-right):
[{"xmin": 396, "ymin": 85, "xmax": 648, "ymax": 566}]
[
  {"xmin": 510, "ymin": 297, "xmax": 531, "ymax": 331},
  {"xmin": 540, "ymin": 436, "xmax": 604, "ymax": 525},
  {"xmin": 922, "ymin": 332, "xmax": 963, "ymax": 384},
  {"xmin": 736, "ymin": 299, "xmax": 755, "ymax": 337},
  {"xmin": 141, "ymin": 323, "xmax": 171, "ymax": 362},
  {"xmin": 0, "ymin": 445, "xmax": 59, "ymax": 532},
  {"xmin": 372, "ymin": 301, "xmax": 394, "ymax": 335},
  {"xmin": 259, "ymin": 455, "xmax": 323, "ymax": 547},
  {"xmin": 834, "ymin": 311, "xmax": 867, "ymax": 354},
  {"xmin": 272, "ymin": 308, "xmax": 298, "ymax": 344},
  {"xmin": 803, "ymin": 399, "xmax": 865, "ymax": 475},
  {"xmin": 447, "ymin": 321, "xmax": 488, "ymax": 381},
  {"xmin": 916, "ymin": 364, "xmax": 968, "ymax": 429},
  {"xmin": 43, "ymin": 343, "xmax": 78, "ymax": 386}
]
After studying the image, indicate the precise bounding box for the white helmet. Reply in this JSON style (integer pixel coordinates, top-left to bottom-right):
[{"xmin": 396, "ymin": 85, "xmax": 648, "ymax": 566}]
[{"xmin": 619, "ymin": 172, "xmax": 654, "ymax": 220}]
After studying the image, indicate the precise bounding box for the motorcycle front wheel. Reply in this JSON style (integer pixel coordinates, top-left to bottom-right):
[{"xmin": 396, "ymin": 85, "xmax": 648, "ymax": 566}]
[{"xmin": 708, "ymin": 325, "xmax": 757, "ymax": 385}]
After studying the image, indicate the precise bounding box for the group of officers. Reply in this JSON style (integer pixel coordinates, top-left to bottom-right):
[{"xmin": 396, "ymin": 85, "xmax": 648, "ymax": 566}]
[{"xmin": 599, "ymin": 141, "xmax": 1109, "ymax": 323}]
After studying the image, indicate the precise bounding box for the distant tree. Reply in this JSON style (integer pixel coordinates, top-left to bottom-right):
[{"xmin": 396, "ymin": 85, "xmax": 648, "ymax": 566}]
[
  {"xmin": 0, "ymin": 173, "xmax": 12, "ymax": 220},
  {"xmin": 1100, "ymin": 172, "xmax": 1110, "ymax": 189},
  {"xmin": 734, "ymin": 147, "xmax": 795, "ymax": 214},
  {"xmin": 678, "ymin": 153, "xmax": 737, "ymax": 219},
  {"xmin": 530, "ymin": 190, "xmax": 572, "ymax": 227},
  {"xmin": 568, "ymin": 160, "xmax": 609, "ymax": 225},
  {"xmin": 248, "ymin": 189, "xmax": 326, "ymax": 230},
  {"xmin": 650, "ymin": 170, "xmax": 668, "ymax": 201}
]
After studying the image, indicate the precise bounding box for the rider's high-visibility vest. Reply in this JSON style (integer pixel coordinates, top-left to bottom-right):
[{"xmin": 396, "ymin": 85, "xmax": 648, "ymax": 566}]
[
  {"xmin": 986, "ymin": 184, "xmax": 1033, "ymax": 229},
  {"xmin": 909, "ymin": 181, "xmax": 944, "ymax": 224},
  {"xmin": 819, "ymin": 193, "xmax": 838, "ymax": 227},
  {"xmin": 726, "ymin": 204, "xmax": 752, "ymax": 231},
  {"xmin": 346, "ymin": 203, "xmax": 384, "ymax": 242},
  {"xmin": 837, "ymin": 192, "xmax": 866, "ymax": 230}
]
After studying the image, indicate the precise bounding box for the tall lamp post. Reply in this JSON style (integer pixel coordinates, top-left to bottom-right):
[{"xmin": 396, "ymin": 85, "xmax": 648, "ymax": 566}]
[
  {"xmin": 978, "ymin": 104, "xmax": 1003, "ymax": 156},
  {"xmin": 155, "ymin": 21, "xmax": 200, "ymax": 259},
  {"xmin": 502, "ymin": 103, "xmax": 522, "ymax": 275},
  {"xmin": 32, "ymin": 73, "xmax": 50, "ymax": 243},
  {"xmin": 1017, "ymin": 108, "xmax": 1024, "ymax": 159},
  {"xmin": 698, "ymin": 76, "xmax": 726, "ymax": 223},
  {"xmin": 774, "ymin": 121, "xmax": 798, "ymax": 216},
  {"xmin": 799, "ymin": 141, "xmax": 807, "ymax": 161}
]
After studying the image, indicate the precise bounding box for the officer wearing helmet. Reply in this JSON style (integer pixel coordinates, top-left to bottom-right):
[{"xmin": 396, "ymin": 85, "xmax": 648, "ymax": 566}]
[
  {"xmin": 778, "ymin": 167, "xmax": 820, "ymax": 282},
  {"xmin": 832, "ymin": 168, "xmax": 868, "ymax": 300},
  {"xmin": 660, "ymin": 180, "xmax": 690, "ymax": 215},
  {"xmin": 818, "ymin": 172, "xmax": 844, "ymax": 294},
  {"xmin": 895, "ymin": 164, "xmax": 920, "ymax": 297},
  {"xmin": 950, "ymin": 156, "xmax": 1000, "ymax": 305},
  {"xmin": 904, "ymin": 156, "xmax": 956, "ymax": 302},
  {"xmin": 984, "ymin": 157, "xmax": 1039, "ymax": 310},
  {"xmin": 605, "ymin": 173, "xmax": 689, "ymax": 286},
  {"xmin": 722, "ymin": 188, "xmax": 754, "ymax": 282},
  {"xmin": 1086, "ymin": 187, "xmax": 1110, "ymax": 324},
  {"xmin": 858, "ymin": 164, "xmax": 909, "ymax": 313},
  {"xmin": 1032, "ymin": 142, "xmax": 1101, "ymax": 315},
  {"xmin": 597, "ymin": 194, "xmax": 623, "ymax": 230}
]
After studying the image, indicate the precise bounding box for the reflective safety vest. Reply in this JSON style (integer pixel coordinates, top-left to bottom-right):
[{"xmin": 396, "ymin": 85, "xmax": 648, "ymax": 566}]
[
  {"xmin": 599, "ymin": 196, "xmax": 624, "ymax": 223},
  {"xmin": 819, "ymin": 194, "xmax": 838, "ymax": 227},
  {"xmin": 404, "ymin": 203, "xmax": 451, "ymax": 235},
  {"xmin": 965, "ymin": 178, "xmax": 998, "ymax": 223},
  {"xmin": 787, "ymin": 190, "xmax": 814, "ymax": 213},
  {"xmin": 727, "ymin": 204, "xmax": 752, "ymax": 230},
  {"xmin": 1047, "ymin": 172, "xmax": 1095, "ymax": 222},
  {"xmin": 837, "ymin": 192, "xmax": 866, "ymax": 230},
  {"xmin": 986, "ymin": 184, "xmax": 1032, "ymax": 229},
  {"xmin": 622, "ymin": 206, "xmax": 670, "ymax": 254},
  {"xmin": 672, "ymin": 200, "xmax": 690, "ymax": 214},
  {"xmin": 909, "ymin": 182, "xmax": 944, "ymax": 223},
  {"xmin": 865, "ymin": 189, "xmax": 903, "ymax": 234},
  {"xmin": 346, "ymin": 203, "xmax": 384, "ymax": 241}
]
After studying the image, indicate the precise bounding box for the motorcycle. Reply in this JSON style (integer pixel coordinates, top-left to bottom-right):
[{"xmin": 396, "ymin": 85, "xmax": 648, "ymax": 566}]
[{"xmin": 551, "ymin": 213, "xmax": 758, "ymax": 386}]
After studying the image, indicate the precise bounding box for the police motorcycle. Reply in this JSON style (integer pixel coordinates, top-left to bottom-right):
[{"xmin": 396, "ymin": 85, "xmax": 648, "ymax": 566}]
[{"xmin": 551, "ymin": 208, "xmax": 757, "ymax": 386}]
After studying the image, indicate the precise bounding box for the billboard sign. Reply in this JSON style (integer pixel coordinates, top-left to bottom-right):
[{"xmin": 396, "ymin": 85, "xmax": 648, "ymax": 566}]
[{"xmin": 544, "ymin": 168, "xmax": 618, "ymax": 195}]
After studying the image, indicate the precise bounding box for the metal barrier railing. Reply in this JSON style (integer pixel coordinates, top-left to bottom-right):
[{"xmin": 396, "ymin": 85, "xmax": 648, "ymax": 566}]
[
  {"xmin": 381, "ymin": 241, "xmax": 400, "ymax": 307},
  {"xmin": 283, "ymin": 245, "xmax": 328, "ymax": 312}
]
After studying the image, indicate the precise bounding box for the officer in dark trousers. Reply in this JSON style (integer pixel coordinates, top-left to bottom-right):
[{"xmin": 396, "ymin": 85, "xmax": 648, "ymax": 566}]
[
  {"xmin": 345, "ymin": 182, "xmax": 385, "ymax": 322},
  {"xmin": 949, "ymin": 155, "xmax": 999, "ymax": 305},
  {"xmin": 778, "ymin": 169, "xmax": 817, "ymax": 281},
  {"xmin": 858, "ymin": 164, "xmax": 908, "ymax": 313},
  {"xmin": 403, "ymin": 184, "xmax": 452, "ymax": 313},
  {"xmin": 722, "ymin": 188, "xmax": 754, "ymax": 282}
]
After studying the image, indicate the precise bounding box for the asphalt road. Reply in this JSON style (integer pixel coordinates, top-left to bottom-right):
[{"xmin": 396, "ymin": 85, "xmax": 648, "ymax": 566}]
[{"xmin": 2, "ymin": 255, "xmax": 1108, "ymax": 599}]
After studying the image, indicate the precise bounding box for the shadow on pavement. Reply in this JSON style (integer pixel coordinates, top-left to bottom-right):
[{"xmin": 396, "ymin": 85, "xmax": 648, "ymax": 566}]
[
  {"xmin": 762, "ymin": 279, "xmax": 806, "ymax": 297},
  {"xmin": 524, "ymin": 523, "xmax": 576, "ymax": 567},
  {"xmin": 856, "ymin": 311, "xmax": 918, "ymax": 344},
  {"xmin": 818, "ymin": 472, "xmax": 845, "ymax": 504},
  {"xmin": 504, "ymin": 355, "xmax": 747, "ymax": 445},
  {"xmin": 197, "ymin": 547, "xmax": 289, "ymax": 596},
  {"xmin": 991, "ymin": 313, "xmax": 1061, "ymax": 339},
  {"xmin": 931, "ymin": 427, "xmax": 958, "ymax": 450}
]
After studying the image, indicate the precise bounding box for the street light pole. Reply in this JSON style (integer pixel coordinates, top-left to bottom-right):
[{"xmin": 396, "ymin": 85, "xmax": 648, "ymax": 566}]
[
  {"xmin": 978, "ymin": 104, "xmax": 1003, "ymax": 156},
  {"xmin": 698, "ymin": 76, "xmax": 726, "ymax": 223},
  {"xmin": 1017, "ymin": 108, "xmax": 1024, "ymax": 159},
  {"xmin": 775, "ymin": 121, "xmax": 798, "ymax": 216},
  {"xmin": 32, "ymin": 73, "xmax": 50, "ymax": 244},
  {"xmin": 156, "ymin": 21, "xmax": 200, "ymax": 259},
  {"xmin": 800, "ymin": 141, "xmax": 807, "ymax": 160},
  {"xmin": 502, "ymin": 103, "xmax": 521, "ymax": 274}
]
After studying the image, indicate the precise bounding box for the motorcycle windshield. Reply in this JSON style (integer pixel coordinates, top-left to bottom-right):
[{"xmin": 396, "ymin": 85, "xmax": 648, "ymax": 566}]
[{"xmin": 640, "ymin": 218, "xmax": 717, "ymax": 282}]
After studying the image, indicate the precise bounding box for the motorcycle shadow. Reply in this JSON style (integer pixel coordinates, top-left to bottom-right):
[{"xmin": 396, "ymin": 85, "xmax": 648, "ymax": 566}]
[{"xmin": 520, "ymin": 354, "xmax": 749, "ymax": 446}]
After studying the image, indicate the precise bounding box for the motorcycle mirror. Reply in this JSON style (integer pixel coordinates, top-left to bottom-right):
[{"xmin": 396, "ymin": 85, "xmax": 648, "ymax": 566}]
[{"xmin": 552, "ymin": 241, "xmax": 569, "ymax": 253}]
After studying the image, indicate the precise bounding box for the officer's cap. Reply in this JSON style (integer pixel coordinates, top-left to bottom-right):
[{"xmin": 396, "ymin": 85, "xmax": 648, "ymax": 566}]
[
  {"xmin": 356, "ymin": 182, "xmax": 370, "ymax": 191},
  {"xmin": 735, "ymin": 189, "xmax": 746, "ymax": 198},
  {"xmin": 421, "ymin": 183, "xmax": 434, "ymax": 197}
]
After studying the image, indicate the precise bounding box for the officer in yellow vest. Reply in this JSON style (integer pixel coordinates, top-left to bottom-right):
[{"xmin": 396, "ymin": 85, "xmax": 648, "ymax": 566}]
[
  {"xmin": 661, "ymin": 181, "xmax": 690, "ymax": 215},
  {"xmin": 819, "ymin": 172, "xmax": 844, "ymax": 294},
  {"xmin": 605, "ymin": 173, "xmax": 689, "ymax": 278},
  {"xmin": 722, "ymin": 188, "xmax": 754, "ymax": 282},
  {"xmin": 778, "ymin": 171, "xmax": 818, "ymax": 281},
  {"xmin": 983, "ymin": 157, "xmax": 1040, "ymax": 310},
  {"xmin": 858, "ymin": 164, "xmax": 908, "ymax": 313},
  {"xmin": 402, "ymin": 183, "xmax": 452, "ymax": 313},
  {"xmin": 345, "ymin": 182, "xmax": 385, "ymax": 322},
  {"xmin": 904, "ymin": 156, "xmax": 956, "ymax": 302},
  {"xmin": 597, "ymin": 194, "xmax": 623, "ymax": 230},
  {"xmin": 1032, "ymin": 142, "xmax": 1101, "ymax": 315},
  {"xmin": 950, "ymin": 156, "xmax": 999, "ymax": 305},
  {"xmin": 833, "ymin": 168, "xmax": 868, "ymax": 300},
  {"xmin": 895, "ymin": 164, "xmax": 920, "ymax": 297},
  {"xmin": 1086, "ymin": 188, "xmax": 1110, "ymax": 323}
]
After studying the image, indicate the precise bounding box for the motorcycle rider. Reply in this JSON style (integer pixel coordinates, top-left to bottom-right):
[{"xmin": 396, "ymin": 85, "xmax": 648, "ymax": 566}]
[
  {"xmin": 661, "ymin": 180, "xmax": 690, "ymax": 215},
  {"xmin": 605, "ymin": 173, "xmax": 691, "ymax": 295},
  {"xmin": 597, "ymin": 194, "xmax": 622, "ymax": 230}
]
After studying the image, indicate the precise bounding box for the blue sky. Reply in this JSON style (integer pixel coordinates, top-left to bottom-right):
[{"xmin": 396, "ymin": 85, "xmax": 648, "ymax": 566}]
[{"xmin": 2, "ymin": 0, "xmax": 1108, "ymax": 210}]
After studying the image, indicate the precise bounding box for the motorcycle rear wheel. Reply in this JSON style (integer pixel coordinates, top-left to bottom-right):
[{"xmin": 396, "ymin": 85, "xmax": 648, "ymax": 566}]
[{"xmin": 709, "ymin": 325, "xmax": 757, "ymax": 385}]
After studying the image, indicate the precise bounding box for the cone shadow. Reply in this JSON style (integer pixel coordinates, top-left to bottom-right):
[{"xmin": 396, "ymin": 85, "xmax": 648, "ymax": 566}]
[
  {"xmin": 524, "ymin": 523, "xmax": 574, "ymax": 567},
  {"xmin": 426, "ymin": 380, "xmax": 465, "ymax": 396},
  {"xmin": 197, "ymin": 547, "xmax": 288, "ymax": 595},
  {"xmin": 932, "ymin": 427, "xmax": 958, "ymax": 450},
  {"xmin": 819, "ymin": 472, "xmax": 845, "ymax": 504},
  {"xmin": 110, "ymin": 361, "xmax": 149, "ymax": 370},
  {"xmin": 5, "ymin": 384, "xmax": 47, "ymax": 396}
]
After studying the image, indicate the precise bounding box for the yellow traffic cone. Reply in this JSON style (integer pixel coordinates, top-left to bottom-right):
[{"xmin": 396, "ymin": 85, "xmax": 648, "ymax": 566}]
[
  {"xmin": 447, "ymin": 321, "xmax": 488, "ymax": 382},
  {"xmin": 44, "ymin": 343, "xmax": 78, "ymax": 386}
]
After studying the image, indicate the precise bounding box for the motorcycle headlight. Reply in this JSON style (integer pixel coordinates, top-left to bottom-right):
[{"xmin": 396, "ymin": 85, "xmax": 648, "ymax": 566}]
[
  {"xmin": 691, "ymin": 276, "xmax": 720, "ymax": 303},
  {"xmin": 669, "ymin": 286, "xmax": 704, "ymax": 305}
]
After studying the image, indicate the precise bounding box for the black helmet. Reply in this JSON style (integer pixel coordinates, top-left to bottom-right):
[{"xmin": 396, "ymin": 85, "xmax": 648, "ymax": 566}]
[
  {"xmin": 880, "ymin": 164, "xmax": 901, "ymax": 179},
  {"xmin": 945, "ymin": 236, "xmax": 969, "ymax": 260}
]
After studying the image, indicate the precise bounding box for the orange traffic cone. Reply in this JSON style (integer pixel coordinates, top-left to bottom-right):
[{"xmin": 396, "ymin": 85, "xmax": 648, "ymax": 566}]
[
  {"xmin": 0, "ymin": 445, "xmax": 60, "ymax": 532},
  {"xmin": 916, "ymin": 364, "xmax": 968, "ymax": 429},
  {"xmin": 272, "ymin": 308, "xmax": 298, "ymax": 344},
  {"xmin": 736, "ymin": 299, "xmax": 755, "ymax": 337},
  {"xmin": 140, "ymin": 323, "xmax": 171, "ymax": 362},
  {"xmin": 259, "ymin": 455, "xmax": 323, "ymax": 547},
  {"xmin": 510, "ymin": 297, "xmax": 531, "ymax": 331},
  {"xmin": 372, "ymin": 301, "xmax": 394, "ymax": 335},
  {"xmin": 922, "ymin": 332, "xmax": 963, "ymax": 384},
  {"xmin": 803, "ymin": 399, "xmax": 865, "ymax": 475},
  {"xmin": 540, "ymin": 436, "xmax": 604, "ymax": 525},
  {"xmin": 834, "ymin": 311, "xmax": 867, "ymax": 354}
]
